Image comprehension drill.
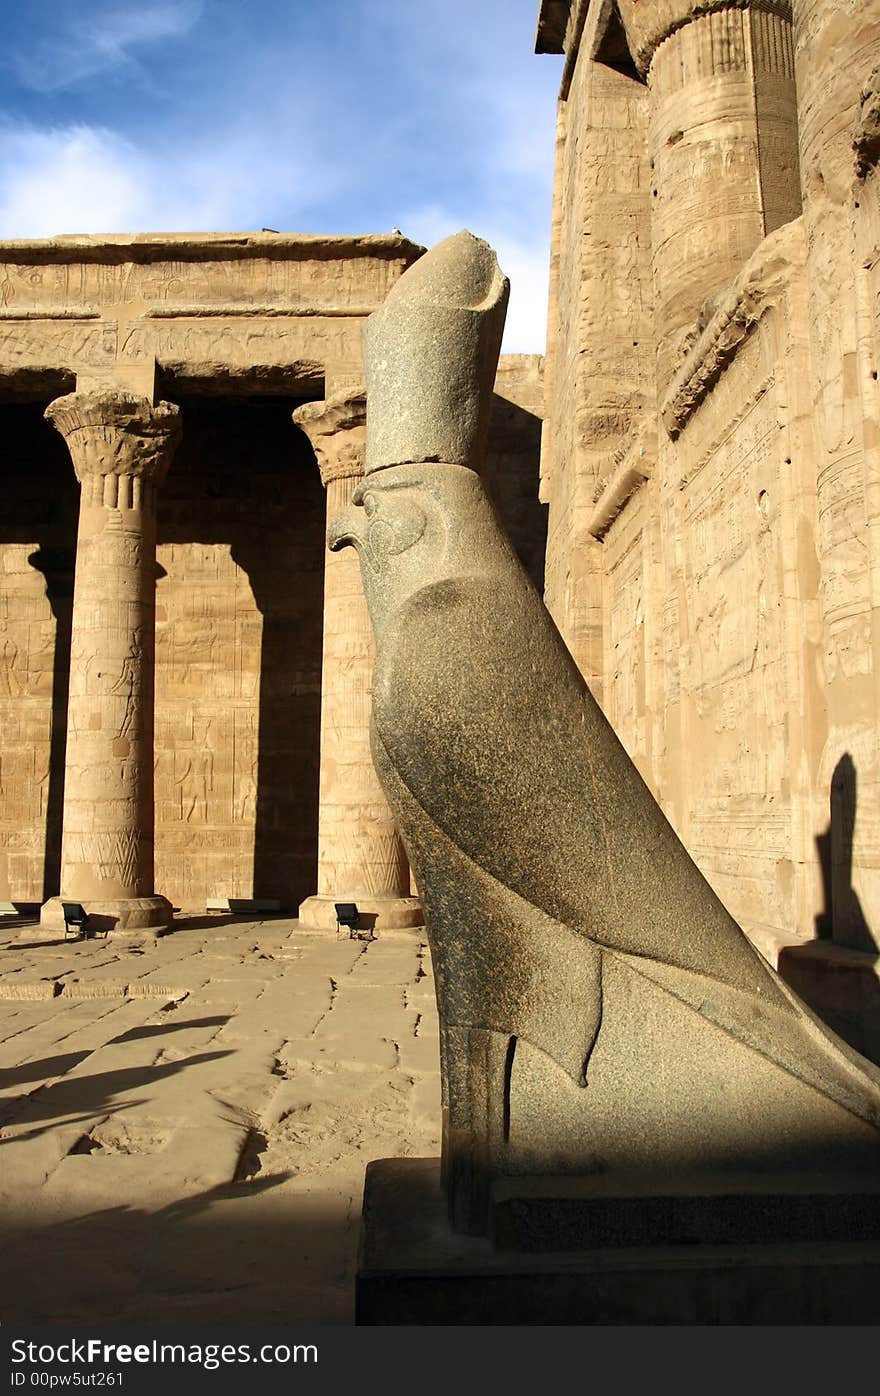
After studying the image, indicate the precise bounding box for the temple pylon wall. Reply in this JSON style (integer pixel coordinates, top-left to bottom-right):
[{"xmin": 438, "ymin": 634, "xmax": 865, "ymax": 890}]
[{"xmin": 537, "ymin": 0, "xmax": 880, "ymax": 1060}]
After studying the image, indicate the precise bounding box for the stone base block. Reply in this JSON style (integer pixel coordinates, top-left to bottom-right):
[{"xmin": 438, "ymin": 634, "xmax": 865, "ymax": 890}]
[
  {"xmin": 746, "ymin": 926, "xmax": 880, "ymax": 1067},
  {"xmin": 298, "ymin": 893, "xmax": 422, "ymax": 933},
  {"xmin": 40, "ymin": 894, "xmax": 173, "ymax": 937},
  {"xmin": 490, "ymin": 1172, "xmax": 880, "ymax": 1251},
  {"xmin": 356, "ymin": 1158, "xmax": 880, "ymax": 1325}
]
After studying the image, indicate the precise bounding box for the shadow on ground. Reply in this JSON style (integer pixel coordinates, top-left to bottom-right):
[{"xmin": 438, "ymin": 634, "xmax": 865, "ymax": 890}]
[
  {"xmin": 0, "ymin": 1171, "xmax": 359, "ymax": 1323},
  {"xmin": 0, "ymin": 1049, "xmax": 233, "ymax": 1138}
]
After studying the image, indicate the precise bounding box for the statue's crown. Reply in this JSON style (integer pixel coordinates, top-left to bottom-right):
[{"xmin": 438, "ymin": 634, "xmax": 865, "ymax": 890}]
[{"xmin": 363, "ymin": 229, "xmax": 509, "ymax": 476}]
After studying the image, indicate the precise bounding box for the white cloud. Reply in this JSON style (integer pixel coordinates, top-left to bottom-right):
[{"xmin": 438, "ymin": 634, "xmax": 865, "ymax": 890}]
[
  {"xmin": 13, "ymin": 2, "xmax": 204, "ymax": 92},
  {"xmin": 0, "ymin": 121, "xmax": 329, "ymax": 239},
  {"xmin": 0, "ymin": 125, "xmax": 217, "ymax": 236},
  {"xmin": 495, "ymin": 239, "xmax": 551, "ymax": 356}
]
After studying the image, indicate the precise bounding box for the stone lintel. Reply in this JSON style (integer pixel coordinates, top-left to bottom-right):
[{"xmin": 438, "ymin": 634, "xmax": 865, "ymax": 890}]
[
  {"xmin": 660, "ymin": 217, "xmax": 804, "ymax": 438},
  {"xmin": 45, "ymin": 391, "xmax": 182, "ymax": 483},
  {"xmin": 0, "ymin": 231, "xmax": 426, "ymax": 267},
  {"xmin": 535, "ymin": 0, "xmax": 573, "ymax": 53},
  {"xmin": 293, "ymin": 387, "xmax": 367, "ymax": 486}
]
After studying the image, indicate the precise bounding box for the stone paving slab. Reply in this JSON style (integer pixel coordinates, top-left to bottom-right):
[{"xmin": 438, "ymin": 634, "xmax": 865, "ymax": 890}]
[
  {"xmin": 0, "ymin": 914, "xmax": 441, "ymax": 1322},
  {"xmin": 0, "ymin": 999, "xmax": 155, "ymax": 1077}
]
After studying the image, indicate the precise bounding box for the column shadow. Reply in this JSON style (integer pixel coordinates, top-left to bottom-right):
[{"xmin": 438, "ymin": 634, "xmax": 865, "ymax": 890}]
[
  {"xmin": 813, "ymin": 752, "xmax": 875, "ymax": 952},
  {"xmin": 484, "ymin": 393, "xmax": 547, "ymax": 592},
  {"xmin": 778, "ymin": 752, "xmax": 880, "ymax": 1063}
]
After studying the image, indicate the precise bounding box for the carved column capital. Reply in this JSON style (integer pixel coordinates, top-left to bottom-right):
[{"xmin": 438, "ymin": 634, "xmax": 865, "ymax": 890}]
[
  {"xmin": 293, "ymin": 388, "xmax": 366, "ymax": 487},
  {"xmin": 45, "ymin": 391, "xmax": 181, "ymax": 485},
  {"xmin": 616, "ymin": 0, "xmax": 792, "ymax": 74}
]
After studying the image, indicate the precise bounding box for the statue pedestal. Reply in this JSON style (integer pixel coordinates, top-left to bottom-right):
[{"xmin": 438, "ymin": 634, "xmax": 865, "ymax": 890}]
[{"xmin": 356, "ymin": 1158, "xmax": 880, "ymax": 1325}]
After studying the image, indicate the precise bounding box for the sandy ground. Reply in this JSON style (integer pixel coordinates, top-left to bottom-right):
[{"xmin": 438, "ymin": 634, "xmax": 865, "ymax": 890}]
[{"xmin": 0, "ymin": 913, "xmax": 441, "ymax": 1323}]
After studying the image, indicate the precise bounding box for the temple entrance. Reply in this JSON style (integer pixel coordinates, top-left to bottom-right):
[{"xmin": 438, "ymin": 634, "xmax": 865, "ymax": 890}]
[{"xmin": 155, "ymin": 393, "xmax": 325, "ymax": 912}]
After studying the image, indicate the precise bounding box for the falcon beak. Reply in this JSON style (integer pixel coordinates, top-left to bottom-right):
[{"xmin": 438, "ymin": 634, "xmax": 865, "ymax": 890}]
[{"xmin": 328, "ymin": 507, "xmax": 363, "ymax": 553}]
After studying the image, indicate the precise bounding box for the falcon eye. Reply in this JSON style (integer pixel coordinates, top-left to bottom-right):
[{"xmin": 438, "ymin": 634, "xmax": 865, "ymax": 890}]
[{"xmin": 363, "ymin": 493, "xmax": 378, "ymax": 517}]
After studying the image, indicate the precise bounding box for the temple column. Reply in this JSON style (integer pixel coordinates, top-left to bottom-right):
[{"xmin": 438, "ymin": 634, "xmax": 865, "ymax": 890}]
[
  {"xmin": 40, "ymin": 391, "xmax": 181, "ymax": 935},
  {"xmin": 295, "ymin": 389, "xmax": 421, "ymax": 931},
  {"xmin": 644, "ymin": 1, "xmax": 801, "ymax": 390}
]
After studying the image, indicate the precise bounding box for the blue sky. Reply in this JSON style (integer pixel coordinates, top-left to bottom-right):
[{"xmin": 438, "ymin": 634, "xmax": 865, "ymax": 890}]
[{"xmin": 0, "ymin": 1, "xmax": 563, "ymax": 351}]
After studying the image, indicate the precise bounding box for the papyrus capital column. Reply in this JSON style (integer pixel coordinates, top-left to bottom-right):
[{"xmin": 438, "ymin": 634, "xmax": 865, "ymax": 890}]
[
  {"xmin": 295, "ymin": 388, "xmax": 421, "ymax": 931},
  {"xmin": 40, "ymin": 391, "xmax": 181, "ymax": 935}
]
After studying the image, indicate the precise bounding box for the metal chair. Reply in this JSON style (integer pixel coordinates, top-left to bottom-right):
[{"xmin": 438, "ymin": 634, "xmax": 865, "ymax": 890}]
[
  {"xmin": 334, "ymin": 902, "xmax": 360, "ymax": 936},
  {"xmin": 61, "ymin": 902, "xmax": 90, "ymax": 939}
]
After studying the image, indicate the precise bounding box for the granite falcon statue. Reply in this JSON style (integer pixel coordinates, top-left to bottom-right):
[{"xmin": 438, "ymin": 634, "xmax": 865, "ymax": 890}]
[{"xmin": 330, "ymin": 230, "xmax": 880, "ymax": 1238}]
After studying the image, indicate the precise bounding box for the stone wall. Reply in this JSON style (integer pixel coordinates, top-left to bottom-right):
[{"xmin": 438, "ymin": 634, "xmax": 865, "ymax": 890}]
[
  {"xmin": 536, "ymin": 0, "xmax": 880, "ymax": 1053},
  {"xmin": 0, "ymin": 233, "xmax": 423, "ymax": 920}
]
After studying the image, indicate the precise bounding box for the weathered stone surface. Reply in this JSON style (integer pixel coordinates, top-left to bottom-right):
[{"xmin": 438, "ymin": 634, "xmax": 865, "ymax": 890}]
[
  {"xmin": 486, "ymin": 356, "xmax": 547, "ymax": 591},
  {"xmin": 536, "ymin": 0, "xmax": 880, "ymax": 1049},
  {"xmin": 338, "ymin": 232, "xmax": 880, "ymax": 1243},
  {"xmin": 0, "ymin": 233, "xmax": 425, "ymax": 402},
  {"xmin": 294, "ymin": 388, "xmax": 367, "ymax": 486},
  {"xmin": 616, "ymin": 0, "xmax": 793, "ymax": 75},
  {"xmin": 153, "ymin": 398, "xmax": 326, "ymax": 910},
  {"xmin": 357, "ymin": 1156, "xmax": 880, "ymax": 1325},
  {"xmin": 647, "ymin": 4, "xmax": 800, "ymax": 392},
  {"xmin": 363, "ymin": 230, "xmax": 509, "ymax": 475},
  {"xmin": 854, "ymin": 62, "xmax": 880, "ymax": 178},
  {"xmin": 0, "ymin": 913, "xmax": 440, "ymax": 1323}
]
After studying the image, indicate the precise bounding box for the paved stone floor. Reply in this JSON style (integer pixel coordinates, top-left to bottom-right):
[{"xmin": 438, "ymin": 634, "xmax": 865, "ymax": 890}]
[{"xmin": 0, "ymin": 914, "xmax": 441, "ymax": 1323}]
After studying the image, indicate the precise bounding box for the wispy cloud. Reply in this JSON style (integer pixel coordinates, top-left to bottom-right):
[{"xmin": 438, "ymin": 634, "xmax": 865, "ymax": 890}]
[{"xmin": 13, "ymin": 2, "xmax": 204, "ymax": 93}]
